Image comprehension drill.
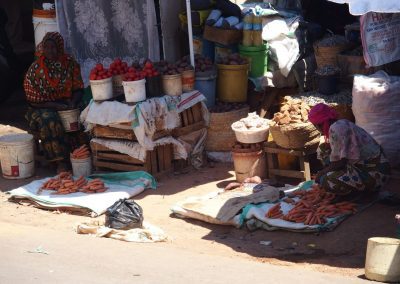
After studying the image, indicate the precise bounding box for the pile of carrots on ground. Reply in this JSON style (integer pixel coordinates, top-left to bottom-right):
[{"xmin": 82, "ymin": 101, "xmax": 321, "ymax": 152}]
[
  {"xmin": 38, "ymin": 172, "xmax": 108, "ymax": 195},
  {"xmin": 266, "ymin": 185, "xmax": 357, "ymax": 226},
  {"xmin": 71, "ymin": 145, "xmax": 91, "ymax": 159}
]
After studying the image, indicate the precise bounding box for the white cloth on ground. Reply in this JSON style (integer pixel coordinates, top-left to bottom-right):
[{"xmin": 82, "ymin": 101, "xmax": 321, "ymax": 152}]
[
  {"xmin": 8, "ymin": 176, "xmax": 153, "ymax": 216},
  {"xmin": 76, "ymin": 220, "xmax": 168, "ymax": 243}
]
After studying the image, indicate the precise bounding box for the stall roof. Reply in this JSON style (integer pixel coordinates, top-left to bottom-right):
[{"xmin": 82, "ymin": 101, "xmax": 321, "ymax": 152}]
[{"xmin": 327, "ymin": 0, "xmax": 400, "ymax": 15}]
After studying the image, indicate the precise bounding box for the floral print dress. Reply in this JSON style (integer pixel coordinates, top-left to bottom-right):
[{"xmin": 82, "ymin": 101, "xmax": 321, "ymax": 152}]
[{"xmin": 318, "ymin": 120, "xmax": 390, "ymax": 196}]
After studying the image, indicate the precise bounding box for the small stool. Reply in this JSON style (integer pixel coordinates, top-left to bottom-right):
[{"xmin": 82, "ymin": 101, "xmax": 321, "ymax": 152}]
[{"xmin": 264, "ymin": 141, "xmax": 315, "ymax": 181}]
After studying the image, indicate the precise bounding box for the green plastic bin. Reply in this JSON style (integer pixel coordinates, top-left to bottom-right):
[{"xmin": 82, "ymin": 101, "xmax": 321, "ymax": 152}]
[{"xmin": 239, "ymin": 44, "xmax": 268, "ymax": 78}]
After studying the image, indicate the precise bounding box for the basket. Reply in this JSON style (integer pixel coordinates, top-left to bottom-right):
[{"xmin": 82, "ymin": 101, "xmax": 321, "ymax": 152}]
[
  {"xmin": 269, "ymin": 122, "xmax": 320, "ymax": 150},
  {"xmin": 314, "ymin": 42, "xmax": 350, "ymax": 69},
  {"xmin": 206, "ymin": 106, "xmax": 249, "ymax": 151}
]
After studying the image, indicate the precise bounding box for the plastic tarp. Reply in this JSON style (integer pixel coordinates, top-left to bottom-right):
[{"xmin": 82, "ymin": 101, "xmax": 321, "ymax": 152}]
[
  {"xmin": 326, "ymin": 0, "xmax": 400, "ymax": 15},
  {"xmin": 8, "ymin": 171, "xmax": 156, "ymax": 217}
]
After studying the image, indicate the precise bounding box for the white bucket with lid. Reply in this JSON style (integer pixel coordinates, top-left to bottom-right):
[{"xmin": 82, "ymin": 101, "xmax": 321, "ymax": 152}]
[
  {"xmin": 58, "ymin": 109, "xmax": 80, "ymax": 132},
  {"xmin": 122, "ymin": 79, "xmax": 146, "ymax": 103},
  {"xmin": 90, "ymin": 77, "xmax": 113, "ymax": 101},
  {"xmin": 71, "ymin": 156, "xmax": 92, "ymax": 177},
  {"xmin": 0, "ymin": 133, "xmax": 35, "ymax": 179},
  {"xmin": 32, "ymin": 16, "xmax": 59, "ymax": 46}
]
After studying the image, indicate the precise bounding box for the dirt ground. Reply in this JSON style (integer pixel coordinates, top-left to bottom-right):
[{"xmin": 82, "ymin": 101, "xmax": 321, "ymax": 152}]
[
  {"xmin": 1, "ymin": 163, "xmax": 399, "ymax": 280},
  {"xmin": 0, "ymin": 90, "xmax": 399, "ymax": 281}
]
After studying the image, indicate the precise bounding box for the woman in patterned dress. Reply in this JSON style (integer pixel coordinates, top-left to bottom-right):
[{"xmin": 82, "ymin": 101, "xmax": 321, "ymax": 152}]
[
  {"xmin": 308, "ymin": 103, "xmax": 390, "ymax": 196},
  {"xmin": 23, "ymin": 32, "xmax": 84, "ymax": 171}
]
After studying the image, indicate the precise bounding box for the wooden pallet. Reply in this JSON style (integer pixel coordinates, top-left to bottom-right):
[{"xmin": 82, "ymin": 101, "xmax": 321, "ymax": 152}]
[
  {"xmin": 92, "ymin": 125, "xmax": 170, "ymax": 141},
  {"xmin": 91, "ymin": 141, "xmax": 173, "ymax": 176}
]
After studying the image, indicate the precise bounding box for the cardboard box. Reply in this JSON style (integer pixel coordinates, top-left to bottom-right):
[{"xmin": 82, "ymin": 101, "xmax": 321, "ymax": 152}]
[{"xmin": 203, "ymin": 25, "xmax": 242, "ymax": 46}]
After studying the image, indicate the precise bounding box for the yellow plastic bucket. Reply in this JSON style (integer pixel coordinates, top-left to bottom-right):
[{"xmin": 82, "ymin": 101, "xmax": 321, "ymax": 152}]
[{"xmin": 217, "ymin": 63, "xmax": 249, "ymax": 103}]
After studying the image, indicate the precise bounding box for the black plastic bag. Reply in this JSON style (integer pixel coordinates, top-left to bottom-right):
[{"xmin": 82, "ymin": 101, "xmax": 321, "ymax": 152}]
[{"xmin": 105, "ymin": 199, "xmax": 143, "ymax": 230}]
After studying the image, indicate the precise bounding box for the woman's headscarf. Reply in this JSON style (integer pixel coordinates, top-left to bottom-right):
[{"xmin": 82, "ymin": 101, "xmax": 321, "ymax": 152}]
[
  {"xmin": 35, "ymin": 31, "xmax": 66, "ymax": 58},
  {"xmin": 308, "ymin": 103, "xmax": 338, "ymax": 141},
  {"xmin": 24, "ymin": 32, "xmax": 83, "ymax": 103}
]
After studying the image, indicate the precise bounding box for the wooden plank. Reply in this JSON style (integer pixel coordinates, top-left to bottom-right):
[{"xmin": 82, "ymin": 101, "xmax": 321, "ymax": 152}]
[
  {"xmin": 90, "ymin": 141, "xmax": 114, "ymax": 153},
  {"xmin": 144, "ymin": 151, "xmax": 152, "ymax": 173},
  {"xmin": 269, "ymin": 169, "xmax": 305, "ymax": 179},
  {"xmin": 95, "ymin": 152, "xmax": 144, "ymax": 165},
  {"xmin": 181, "ymin": 110, "xmax": 189, "ymax": 127},
  {"xmin": 267, "ymin": 153, "xmax": 275, "ymax": 179},
  {"xmin": 93, "ymin": 158, "xmax": 145, "ymax": 172},
  {"xmin": 93, "ymin": 125, "xmax": 136, "ymax": 140},
  {"xmin": 164, "ymin": 144, "xmax": 173, "ymax": 171},
  {"xmin": 187, "ymin": 108, "xmax": 194, "ymax": 125},
  {"xmin": 157, "ymin": 146, "xmax": 165, "ymax": 172},
  {"xmin": 172, "ymin": 121, "xmax": 205, "ymax": 138},
  {"xmin": 150, "ymin": 149, "xmax": 158, "ymax": 174},
  {"xmin": 264, "ymin": 146, "xmax": 304, "ymax": 156},
  {"xmin": 191, "ymin": 103, "xmax": 203, "ymax": 123},
  {"xmin": 299, "ymin": 156, "xmax": 311, "ymax": 181}
]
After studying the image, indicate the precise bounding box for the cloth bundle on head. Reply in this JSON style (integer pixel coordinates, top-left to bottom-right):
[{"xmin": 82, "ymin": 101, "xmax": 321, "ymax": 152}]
[{"xmin": 308, "ymin": 103, "xmax": 338, "ymax": 141}]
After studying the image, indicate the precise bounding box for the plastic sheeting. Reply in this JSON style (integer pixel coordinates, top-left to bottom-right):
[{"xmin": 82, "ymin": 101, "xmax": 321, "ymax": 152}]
[
  {"xmin": 327, "ymin": 0, "xmax": 400, "ymax": 15},
  {"xmin": 352, "ymin": 71, "xmax": 400, "ymax": 167}
]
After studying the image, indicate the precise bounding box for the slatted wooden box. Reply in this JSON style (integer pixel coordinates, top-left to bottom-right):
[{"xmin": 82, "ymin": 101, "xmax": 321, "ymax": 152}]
[
  {"xmin": 172, "ymin": 102, "xmax": 206, "ymax": 137},
  {"xmin": 91, "ymin": 141, "xmax": 173, "ymax": 176}
]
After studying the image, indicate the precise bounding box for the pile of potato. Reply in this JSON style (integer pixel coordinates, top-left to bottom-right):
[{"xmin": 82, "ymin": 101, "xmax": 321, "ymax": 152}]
[
  {"xmin": 217, "ymin": 53, "xmax": 248, "ymax": 65},
  {"xmin": 270, "ymin": 97, "xmax": 311, "ymax": 126},
  {"xmin": 209, "ymin": 102, "xmax": 248, "ymax": 113}
]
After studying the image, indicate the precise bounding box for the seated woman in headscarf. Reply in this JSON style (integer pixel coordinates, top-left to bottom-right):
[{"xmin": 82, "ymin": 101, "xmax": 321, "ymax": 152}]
[
  {"xmin": 308, "ymin": 103, "xmax": 390, "ymax": 196},
  {"xmin": 23, "ymin": 32, "xmax": 84, "ymax": 171}
]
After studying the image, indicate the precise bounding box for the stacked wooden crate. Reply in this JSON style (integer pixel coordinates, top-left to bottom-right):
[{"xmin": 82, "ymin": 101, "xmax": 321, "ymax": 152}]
[
  {"xmin": 91, "ymin": 141, "xmax": 173, "ymax": 175},
  {"xmin": 91, "ymin": 102, "xmax": 206, "ymax": 175},
  {"xmin": 172, "ymin": 102, "xmax": 205, "ymax": 137}
]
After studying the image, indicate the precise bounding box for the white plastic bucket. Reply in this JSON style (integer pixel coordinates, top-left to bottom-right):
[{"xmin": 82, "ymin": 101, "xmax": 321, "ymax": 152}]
[
  {"xmin": 90, "ymin": 77, "xmax": 113, "ymax": 101},
  {"xmin": 0, "ymin": 134, "xmax": 35, "ymax": 179},
  {"xmin": 122, "ymin": 79, "xmax": 146, "ymax": 103},
  {"xmin": 365, "ymin": 237, "xmax": 400, "ymax": 282},
  {"xmin": 162, "ymin": 74, "xmax": 182, "ymax": 96},
  {"xmin": 58, "ymin": 109, "xmax": 80, "ymax": 132},
  {"xmin": 32, "ymin": 16, "xmax": 58, "ymax": 46},
  {"xmin": 71, "ymin": 156, "xmax": 92, "ymax": 177}
]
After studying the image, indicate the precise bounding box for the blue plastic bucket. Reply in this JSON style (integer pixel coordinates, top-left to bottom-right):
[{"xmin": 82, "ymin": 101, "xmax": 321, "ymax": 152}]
[
  {"xmin": 195, "ymin": 71, "xmax": 217, "ymax": 108},
  {"xmin": 202, "ymin": 39, "xmax": 215, "ymax": 62}
]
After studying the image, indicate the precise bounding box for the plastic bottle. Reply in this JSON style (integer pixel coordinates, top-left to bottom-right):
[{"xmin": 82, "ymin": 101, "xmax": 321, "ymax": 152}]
[
  {"xmin": 222, "ymin": 16, "xmax": 239, "ymax": 28},
  {"xmin": 242, "ymin": 12, "xmax": 253, "ymax": 46},
  {"xmin": 252, "ymin": 15, "xmax": 263, "ymax": 46},
  {"xmin": 206, "ymin": 9, "xmax": 222, "ymax": 26}
]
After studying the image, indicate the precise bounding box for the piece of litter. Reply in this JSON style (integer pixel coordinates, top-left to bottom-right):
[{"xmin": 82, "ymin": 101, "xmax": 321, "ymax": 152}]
[
  {"xmin": 307, "ymin": 243, "xmax": 316, "ymax": 249},
  {"xmin": 26, "ymin": 246, "xmax": 49, "ymax": 255},
  {"xmin": 292, "ymin": 242, "xmax": 298, "ymax": 247},
  {"xmin": 259, "ymin": 241, "xmax": 272, "ymax": 246}
]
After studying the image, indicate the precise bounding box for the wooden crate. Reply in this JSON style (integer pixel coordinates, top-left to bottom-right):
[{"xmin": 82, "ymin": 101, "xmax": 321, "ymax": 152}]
[
  {"xmin": 203, "ymin": 25, "xmax": 243, "ymax": 46},
  {"xmin": 91, "ymin": 141, "xmax": 173, "ymax": 176},
  {"xmin": 173, "ymin": 102, "xmax": 206, "ymax": 137},
  {"xmin": 92, "ymin": 125, "xmax": 170, "ymax": 141}
]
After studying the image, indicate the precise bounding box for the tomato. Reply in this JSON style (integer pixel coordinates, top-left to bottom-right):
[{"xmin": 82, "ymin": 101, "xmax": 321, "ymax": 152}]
[
  {"xmin": 89, "ymin": 74, "xmax": 97, "ymax": 80},
  {"xmin": 145, "ymin": 61, "xmax": 153, "ymax": 69},
  {"xmin": 96, "ymin": 63, "xmax": 103, "ymax": 71}
]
